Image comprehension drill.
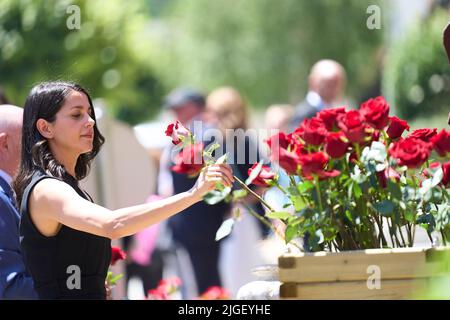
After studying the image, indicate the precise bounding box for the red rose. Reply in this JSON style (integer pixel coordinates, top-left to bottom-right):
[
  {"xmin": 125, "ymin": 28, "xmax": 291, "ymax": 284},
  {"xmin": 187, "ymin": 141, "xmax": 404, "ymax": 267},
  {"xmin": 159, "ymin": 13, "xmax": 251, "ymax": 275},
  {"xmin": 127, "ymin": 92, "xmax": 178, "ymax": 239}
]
[
  {"xmin": 266, "ymin": 132, "xmax": 293, "ymax": 151},
  {"xmin": 271, "ymin": 147, "xmax": 301, "ymax": 175},
  {"xmin": 317, "ymin": 106, "xmax": 346, "ymax": 131},
  {"xmin": 266, "ymin": 132, "xmax": 303, "ymax": 174},
  {"xmin": 147, "ymin": 289, "xmax": 168, "ymax": 300},
  {"xmin": 430, "ymin": 129, "xmax": 450, "ymax": 157},
  {"xmin": 248, "ymin": 163, "xmax": 276, "ymax": 187},
  {"xmin": 386, "ymin": 116, "xmax": 410, "ymax": 139},
  {"xmin": 147, "ymin": 277, "xmax": 182, "ymax": 300},
  {"xmin": 165, "ymin": 120, "xmax": 190, "ymax": 145},
  {"xmin": 389, "ymin": 138, "xmax": 432, "ymax": 169},
  {"xmin": 360, "ymin": 96, "xmax": 390, "ymax": 130},
  {"xmin": 371, "ymin": 129, "xmax": 381, "ymax": 142},
  {"xmin": 337, "ymin": 110, "xmax": 366, "ymax": 143},
  {"xmin": 298, "ymin": 152, "xmax": 340, "ymax": 180},
  {"xmin": 376, "ymin": 167, "xmax": 400, "ymax": 188},
  {"xmin": 171, "ymin": 143, "xmax": 204, "ymax": 176},
  {"xmin": 349, "ymin": 151, "xmax": 358, "ymax": 164},
  {"xmin": 158, "ymin": 277, "xmax": 182, "ymax": 294},
  {"xmin": 442, "ymin": 162, "xmax": 450, "ymax": 186},
  {"xmin": 199, "ymin": 286, "xmax": 230, "ymax": 300},
  {"xmin": 408, "ymin": 128, "xmax": 438, "ymax": 142},
  {"xmin": 294, "ymin": 117, "xmax": 328, "ymax": 146},
  {"xmin": 325, "ymin": 131, "xmax": 349, "ymax": 159},
  {"xmin": 111, "ymin": 246, "xmax": 126, "ymax": 266}
]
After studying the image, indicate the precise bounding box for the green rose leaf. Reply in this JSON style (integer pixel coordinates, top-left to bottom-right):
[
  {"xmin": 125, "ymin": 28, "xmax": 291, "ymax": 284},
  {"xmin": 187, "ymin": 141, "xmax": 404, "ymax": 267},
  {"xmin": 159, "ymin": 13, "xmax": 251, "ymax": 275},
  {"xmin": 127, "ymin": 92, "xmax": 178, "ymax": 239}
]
[
  {"xmin": 373, "ymin": 200, "xmax": 395, "ymax": 216},
  {"xmin": 232, "ymin": 189, "xmax": 248, "ymax": 201},
  {"xmin": 308, "ymin": 229, "xmax": 325, "ymax": 250},
  {"xmin": 204, "ymin": 187, "xmax": 232, "ymax": 205},
  {"xmin": 298, "ymin": 181, "xmax": 315, "ymax": 193},
  {"xmin": 291, "ymin": 195, "xmax": 306, "ymax": 212},
  {"xmin": 285, "ymin": 224, "xmax": 298, "ymax": 244},
  {"xmin": 404, "ymin": 210, "xmax": 415, "ymax": 222},
  {"xmin": 388, "ymin": 180, "xmax": 402, "ymax": 200},
  {"xmin": 265, "ymin": 211, "xmax": 293, "ymax": 220},
  {"xmin": 215, "ymin": 218, "xmax": 235, "ymax": 241}
]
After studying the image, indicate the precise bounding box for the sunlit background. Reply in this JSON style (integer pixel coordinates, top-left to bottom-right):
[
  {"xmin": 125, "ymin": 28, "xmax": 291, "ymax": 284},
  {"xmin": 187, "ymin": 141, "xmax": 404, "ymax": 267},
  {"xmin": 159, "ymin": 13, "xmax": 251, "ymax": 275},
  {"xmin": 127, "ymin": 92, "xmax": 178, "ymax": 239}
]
[
  {"xmin": 1, "ymin": 0, "xmax": 449, "ymax": 300},
  {"xmin": 1, "ymin": 0, "xmax": 449, "ymax": 129}
]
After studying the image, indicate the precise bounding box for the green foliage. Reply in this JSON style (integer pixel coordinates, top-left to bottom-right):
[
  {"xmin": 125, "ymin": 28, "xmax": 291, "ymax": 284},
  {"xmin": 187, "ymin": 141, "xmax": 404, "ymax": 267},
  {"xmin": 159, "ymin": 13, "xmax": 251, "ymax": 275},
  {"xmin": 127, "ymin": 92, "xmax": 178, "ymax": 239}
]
[
  {"xmin": 383, "ymin": 9, "xmax": 450, "ymax": 121},
  {"xmin": 415, "ymin": 249, "xmax": 450, "ymax": 299},
  {"xmin": 271, "ymin": 136, "xmax": 449, "ymax": 252},
  {"xmin": 149, "ymin": 0, "xmax": 384, "ymax": 108},
  {"xmin": 0, "ymin": 0, "xmax": 164, "ymax": 125},
  {"xmin": 106, "ymin": 271, "xmax": 123, "ymax": 287}
]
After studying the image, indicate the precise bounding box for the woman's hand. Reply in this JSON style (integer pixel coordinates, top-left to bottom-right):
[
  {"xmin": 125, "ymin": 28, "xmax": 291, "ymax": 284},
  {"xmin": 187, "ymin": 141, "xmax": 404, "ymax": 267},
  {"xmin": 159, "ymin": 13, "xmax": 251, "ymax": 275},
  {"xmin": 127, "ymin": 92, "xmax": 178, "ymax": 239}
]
[
  {"xmin": 105, "ymin": 281, "xmax": 112, "ymax": 300},
  {"xmin": 190, "ymin": 164, "xmax": 234, "ymax": 201}
]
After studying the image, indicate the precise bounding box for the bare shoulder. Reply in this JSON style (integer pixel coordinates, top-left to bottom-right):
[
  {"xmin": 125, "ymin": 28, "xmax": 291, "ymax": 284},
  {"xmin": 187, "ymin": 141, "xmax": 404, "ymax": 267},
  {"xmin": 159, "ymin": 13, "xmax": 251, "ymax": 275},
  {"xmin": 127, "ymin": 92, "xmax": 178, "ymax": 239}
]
[
  {"xmin": 28, "ymin": 178, "xmax": 77, "ymax": 236},
  {"xmin": 30, "ymin": 178, "xmax": 78, "ymax": 216},
  {"xmin": 32, "ymin": 178, "xmax": 76, "ymax": 201}
]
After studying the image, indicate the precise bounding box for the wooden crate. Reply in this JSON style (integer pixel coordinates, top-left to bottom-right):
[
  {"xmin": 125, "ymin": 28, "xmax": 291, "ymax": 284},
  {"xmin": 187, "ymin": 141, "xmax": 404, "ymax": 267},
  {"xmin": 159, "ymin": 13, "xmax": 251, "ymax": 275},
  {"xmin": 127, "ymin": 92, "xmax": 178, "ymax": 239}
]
[{"xmin": 278, "ymin": 247, "xmax": 450, "ymax": 299}]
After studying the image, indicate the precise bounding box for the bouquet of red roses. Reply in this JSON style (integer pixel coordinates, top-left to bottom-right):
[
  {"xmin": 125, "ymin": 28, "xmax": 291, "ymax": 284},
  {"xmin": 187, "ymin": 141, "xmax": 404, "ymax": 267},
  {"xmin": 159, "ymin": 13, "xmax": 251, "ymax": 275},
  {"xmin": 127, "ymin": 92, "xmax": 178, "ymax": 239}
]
[
  {"xmin": 259, "ymin": 97, "xmax": 449, "ymax": 251},
  {"xmin": 166, "ymin": 97, "xmax": 450, "ymax": 252}
]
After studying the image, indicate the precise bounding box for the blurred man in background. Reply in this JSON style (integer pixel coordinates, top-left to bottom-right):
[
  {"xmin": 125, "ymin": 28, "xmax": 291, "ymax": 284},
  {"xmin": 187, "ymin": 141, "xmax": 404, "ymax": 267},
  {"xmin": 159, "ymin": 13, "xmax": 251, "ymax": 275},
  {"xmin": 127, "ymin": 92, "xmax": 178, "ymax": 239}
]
[
  {"xmin": 290, "ymin": 59, "xmax": 346, "ymax": 132},
  {"xmin": 158, "ymin": 87, "xmax": 231, "ymax": 298},
  {"xmin": 0, "ymin": 104, "xmax": 37, "ymax": 299}
]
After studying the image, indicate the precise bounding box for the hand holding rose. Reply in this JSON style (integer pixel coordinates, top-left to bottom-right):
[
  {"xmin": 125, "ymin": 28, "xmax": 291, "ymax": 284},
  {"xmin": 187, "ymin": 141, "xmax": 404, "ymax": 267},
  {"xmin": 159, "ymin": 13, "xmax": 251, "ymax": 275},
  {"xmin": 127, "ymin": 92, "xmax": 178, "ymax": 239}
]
[{"xmin": 190, "ymin": 164, "xmax": 234, "ymax": 200}]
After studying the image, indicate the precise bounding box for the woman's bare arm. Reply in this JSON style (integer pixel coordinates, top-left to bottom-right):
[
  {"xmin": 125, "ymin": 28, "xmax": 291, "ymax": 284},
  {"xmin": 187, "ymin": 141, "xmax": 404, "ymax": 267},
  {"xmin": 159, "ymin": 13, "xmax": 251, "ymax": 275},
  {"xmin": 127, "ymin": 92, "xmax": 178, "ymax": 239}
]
[{"xmin": 29, "ymin": 164, "xmax": 233, "ymax": 239}]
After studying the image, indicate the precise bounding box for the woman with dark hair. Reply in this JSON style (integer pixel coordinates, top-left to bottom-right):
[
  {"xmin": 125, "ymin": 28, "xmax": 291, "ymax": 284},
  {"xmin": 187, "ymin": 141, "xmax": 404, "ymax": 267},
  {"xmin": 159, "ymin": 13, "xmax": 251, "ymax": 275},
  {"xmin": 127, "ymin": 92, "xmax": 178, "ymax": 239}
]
[{"xmin": 13, "ymin": 81, "xmax": 233, "ymax": 299}]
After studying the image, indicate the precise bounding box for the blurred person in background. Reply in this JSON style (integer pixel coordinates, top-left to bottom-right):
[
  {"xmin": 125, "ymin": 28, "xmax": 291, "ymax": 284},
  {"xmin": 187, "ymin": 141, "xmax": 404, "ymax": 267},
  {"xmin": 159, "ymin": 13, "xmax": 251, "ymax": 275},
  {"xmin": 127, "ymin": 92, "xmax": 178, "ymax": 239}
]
[
  {"xmin": 206, "ymin": 86, "xmax": 268, "ymax": 298},
  {"xmin": 0, "ymin": 104, "xmax": 37, "ymax": 299},
  {"xmin": 158, "ymin": 87, "xmax": 231, "ymax": 297},
  {"xmin": 264, "ymin": 104, "xmax": 294, "ymax": 133},
  {"xmin": 290, "ymin": 59, "xmax": 346, "ymax": 132},
  {"xmin": 263, "ymin": 104, "xmax": 296, "ymax": 236}
]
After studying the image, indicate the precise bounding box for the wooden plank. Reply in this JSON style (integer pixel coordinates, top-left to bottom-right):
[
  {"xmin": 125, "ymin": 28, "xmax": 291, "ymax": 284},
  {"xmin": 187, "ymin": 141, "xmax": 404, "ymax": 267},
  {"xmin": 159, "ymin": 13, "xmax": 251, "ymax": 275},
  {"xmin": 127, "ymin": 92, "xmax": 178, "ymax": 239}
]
[
  {"xmin": 280, "ymin": 278, "xmax": 429, "ymax": 300},
  {"xmin": 279, "ymin": 247, "xmax": 450, "ymax": 283}
]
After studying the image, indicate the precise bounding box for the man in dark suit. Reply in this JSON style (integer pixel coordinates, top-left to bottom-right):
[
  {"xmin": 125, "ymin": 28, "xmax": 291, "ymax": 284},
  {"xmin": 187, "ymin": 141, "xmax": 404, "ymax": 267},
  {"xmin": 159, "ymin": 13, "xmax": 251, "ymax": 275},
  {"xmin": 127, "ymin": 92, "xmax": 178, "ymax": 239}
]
[
  {"xmin": 0, "ymin": 104, "xmax": 37, "ymax": 299},
  {"xmin": 289, "ymin": 59, "xmax": 346, "ymax": 132},
  {"xmin": 158, "ymin": 88, "xmax": 231, "ymax": 297}
]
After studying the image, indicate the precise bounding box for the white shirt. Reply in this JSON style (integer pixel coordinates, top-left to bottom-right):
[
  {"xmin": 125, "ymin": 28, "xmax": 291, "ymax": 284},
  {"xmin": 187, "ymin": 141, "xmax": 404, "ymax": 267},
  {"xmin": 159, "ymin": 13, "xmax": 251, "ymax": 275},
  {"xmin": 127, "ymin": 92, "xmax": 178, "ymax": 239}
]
[{"xmin": 306, "ymin": 91, "xmax": 326, "ymax": 111}]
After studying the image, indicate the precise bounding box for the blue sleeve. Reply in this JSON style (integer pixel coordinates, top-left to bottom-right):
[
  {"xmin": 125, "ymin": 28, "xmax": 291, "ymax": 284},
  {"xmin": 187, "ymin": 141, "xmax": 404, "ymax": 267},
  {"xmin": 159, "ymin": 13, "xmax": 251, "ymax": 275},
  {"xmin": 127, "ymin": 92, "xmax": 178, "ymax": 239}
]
[{"xmin": 0, "ymin": 196, "xmax": 38, "ymax": 299}]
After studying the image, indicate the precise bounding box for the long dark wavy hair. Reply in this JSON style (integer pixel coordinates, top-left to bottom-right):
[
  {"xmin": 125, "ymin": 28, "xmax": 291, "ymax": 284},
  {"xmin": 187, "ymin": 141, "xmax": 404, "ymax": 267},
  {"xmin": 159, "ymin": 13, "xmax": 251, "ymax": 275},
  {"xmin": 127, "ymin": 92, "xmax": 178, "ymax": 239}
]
[{"xmin": 13, "ymin": 81, "xmax": 105, "ymax": 206}]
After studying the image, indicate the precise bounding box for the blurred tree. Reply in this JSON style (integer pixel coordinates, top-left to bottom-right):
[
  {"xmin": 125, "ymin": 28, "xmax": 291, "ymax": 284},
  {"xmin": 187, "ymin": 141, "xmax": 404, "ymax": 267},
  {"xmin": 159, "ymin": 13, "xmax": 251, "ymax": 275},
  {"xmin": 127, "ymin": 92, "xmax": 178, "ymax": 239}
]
[
  {"xmin": 0, "ymin": 0, "xmax": 164, "ymax": 125},
  {"xmin": 147, "ymin": 0, "xmax": 384, "ymax": 108},
  {"xmin": 383, "ymin": 9, "xmax": 450, "ymax": 121}
]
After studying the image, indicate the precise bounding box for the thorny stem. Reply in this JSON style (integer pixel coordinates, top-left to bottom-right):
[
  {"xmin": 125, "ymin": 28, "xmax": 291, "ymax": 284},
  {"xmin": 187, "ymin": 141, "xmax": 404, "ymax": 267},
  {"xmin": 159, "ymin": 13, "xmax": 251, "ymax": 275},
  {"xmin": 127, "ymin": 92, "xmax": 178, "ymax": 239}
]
[
  {"xmin": 233, "ymin": 175, "xmax": 275, "ymax": 213},
  {"xmin": 240, "ymin": 202, "xmax": 284, "ymax": 241}
]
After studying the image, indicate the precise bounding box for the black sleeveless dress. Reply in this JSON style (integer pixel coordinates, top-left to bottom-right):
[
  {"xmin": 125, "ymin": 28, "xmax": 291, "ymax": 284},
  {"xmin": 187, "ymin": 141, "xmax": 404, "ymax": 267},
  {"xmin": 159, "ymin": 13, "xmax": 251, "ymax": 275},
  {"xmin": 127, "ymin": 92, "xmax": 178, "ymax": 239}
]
[{"xmin": 19, "ymin": 170, "xmax": 111, "ymax": 299}]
